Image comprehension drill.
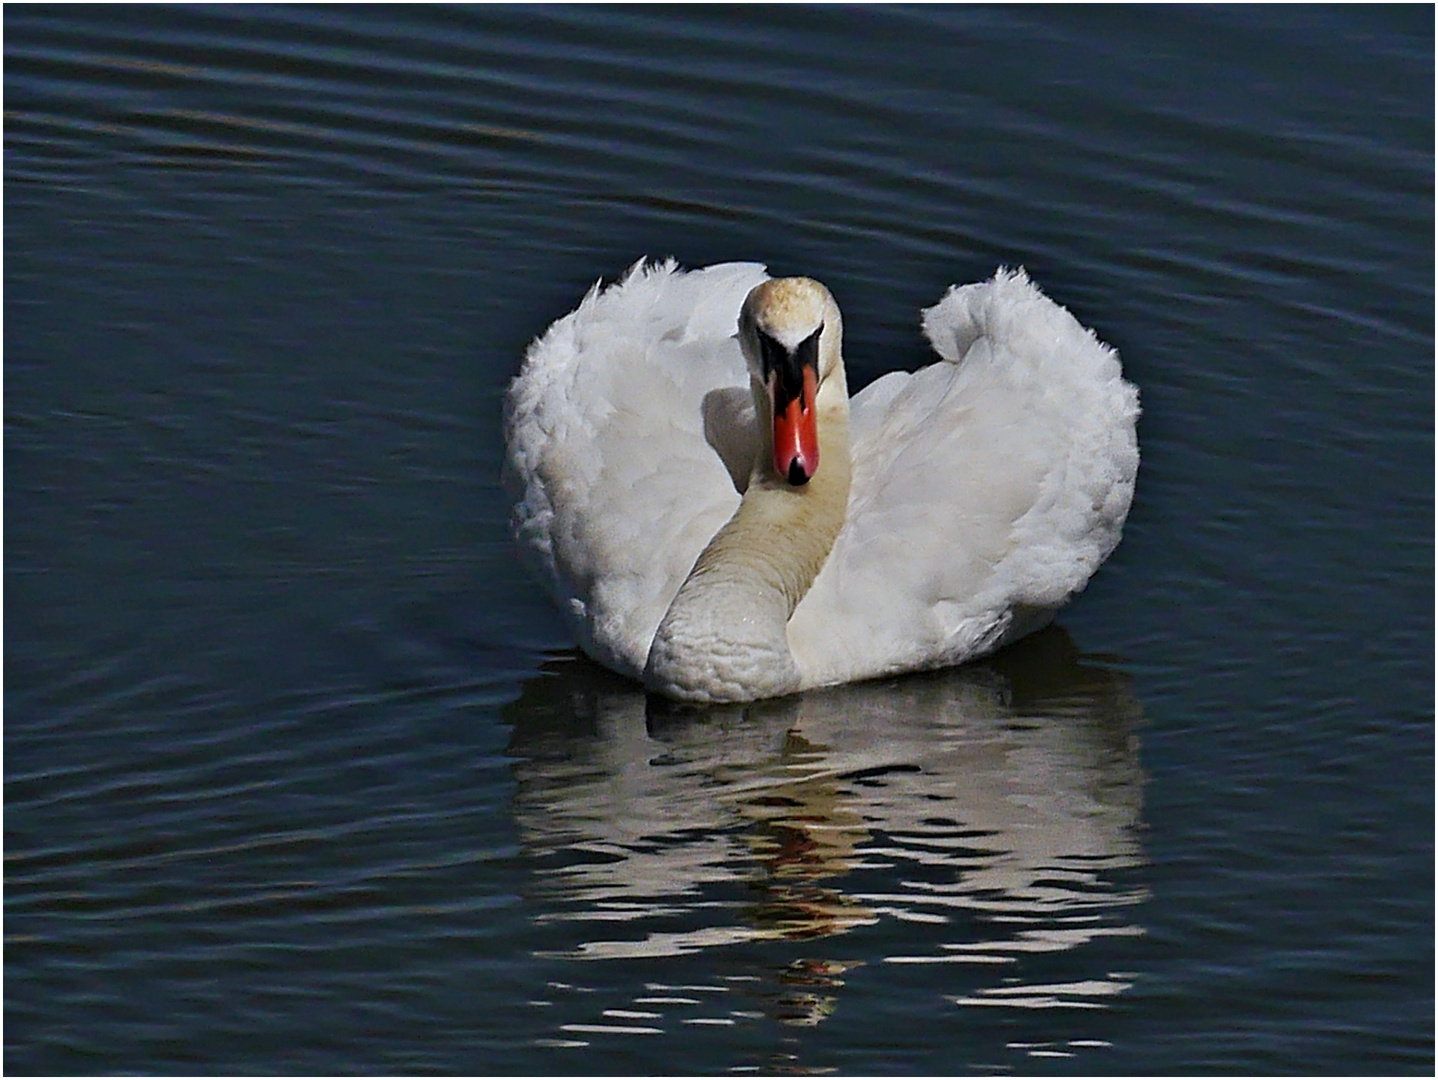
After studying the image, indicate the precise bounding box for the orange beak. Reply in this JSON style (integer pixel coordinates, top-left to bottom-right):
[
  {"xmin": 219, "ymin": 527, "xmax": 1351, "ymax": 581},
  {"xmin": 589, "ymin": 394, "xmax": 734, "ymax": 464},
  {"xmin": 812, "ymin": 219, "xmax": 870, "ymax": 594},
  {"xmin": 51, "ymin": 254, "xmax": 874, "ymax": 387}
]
[{"xmin": 771, "ymin": 363, "xmax": 820, "ymax": 486}]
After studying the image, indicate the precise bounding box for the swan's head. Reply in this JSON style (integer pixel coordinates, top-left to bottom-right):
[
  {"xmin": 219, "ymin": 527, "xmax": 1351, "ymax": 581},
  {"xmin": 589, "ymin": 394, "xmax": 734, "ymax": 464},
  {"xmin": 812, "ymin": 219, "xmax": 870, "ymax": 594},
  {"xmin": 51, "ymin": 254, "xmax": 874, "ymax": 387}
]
[{"xmin": 737, "ymin": 277, "xmax": 845, "ymax": 487}]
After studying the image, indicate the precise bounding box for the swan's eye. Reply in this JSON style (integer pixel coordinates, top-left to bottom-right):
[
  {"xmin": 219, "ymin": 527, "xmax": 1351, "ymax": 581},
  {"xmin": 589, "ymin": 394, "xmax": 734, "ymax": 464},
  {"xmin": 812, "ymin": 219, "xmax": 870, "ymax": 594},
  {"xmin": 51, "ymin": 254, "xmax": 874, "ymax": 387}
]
[
  {"xmin": 757, "ymin": 329, "xmax": 788, "ymax": 384},
  {"xmin": 795, "ymin": 323, "xmax": 823, "ymax": 375}
]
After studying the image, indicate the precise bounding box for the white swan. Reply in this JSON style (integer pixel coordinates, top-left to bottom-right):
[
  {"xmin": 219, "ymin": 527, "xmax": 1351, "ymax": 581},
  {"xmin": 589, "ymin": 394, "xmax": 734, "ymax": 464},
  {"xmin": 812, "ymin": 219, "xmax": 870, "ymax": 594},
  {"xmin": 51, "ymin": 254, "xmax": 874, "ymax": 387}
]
[{"xmin": 503, "ymin": 260, "xmax": 1139, "ymax": 703}]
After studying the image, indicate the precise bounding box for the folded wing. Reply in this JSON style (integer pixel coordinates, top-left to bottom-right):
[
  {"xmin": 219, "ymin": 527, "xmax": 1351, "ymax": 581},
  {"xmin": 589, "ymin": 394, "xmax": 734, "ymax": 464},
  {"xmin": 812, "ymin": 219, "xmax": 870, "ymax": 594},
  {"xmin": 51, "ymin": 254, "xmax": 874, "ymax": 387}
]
[
  {"xmin": 787, "ymin": 268, "xmax": 1140, "ymax": 688},
  {"xmin": 503, "ymin": 260, "xmax": 769, "ymax": 677}
]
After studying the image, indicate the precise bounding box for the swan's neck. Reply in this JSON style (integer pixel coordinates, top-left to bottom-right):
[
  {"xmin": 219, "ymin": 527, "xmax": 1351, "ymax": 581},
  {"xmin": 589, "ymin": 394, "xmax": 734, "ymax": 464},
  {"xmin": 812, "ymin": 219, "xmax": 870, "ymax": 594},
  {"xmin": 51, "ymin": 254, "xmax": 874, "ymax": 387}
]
[{"xmin": 644, "ymin": 395, "xmax": 851, "ymax": 703}]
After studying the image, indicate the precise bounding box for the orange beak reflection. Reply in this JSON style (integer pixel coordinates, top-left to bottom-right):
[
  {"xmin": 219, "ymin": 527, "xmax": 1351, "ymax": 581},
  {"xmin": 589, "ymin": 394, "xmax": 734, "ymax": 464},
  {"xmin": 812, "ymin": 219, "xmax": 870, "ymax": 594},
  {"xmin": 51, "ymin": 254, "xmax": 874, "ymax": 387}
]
[{"xmin": 771, "ymin": 363, "xmax": 820, "ymax": 486}]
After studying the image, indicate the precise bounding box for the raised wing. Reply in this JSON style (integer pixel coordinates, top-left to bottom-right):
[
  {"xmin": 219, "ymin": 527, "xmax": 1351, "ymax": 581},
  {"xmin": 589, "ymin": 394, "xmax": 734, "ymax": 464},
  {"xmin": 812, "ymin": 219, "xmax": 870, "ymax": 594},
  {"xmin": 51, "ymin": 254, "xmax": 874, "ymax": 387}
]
[
  {"xmin": 503, "ymin": 260, "xmax": 769, "ymax": 677},
  {"xmin": 788, "ymin": 268, "xmax": 1140, "ymax": 688}
]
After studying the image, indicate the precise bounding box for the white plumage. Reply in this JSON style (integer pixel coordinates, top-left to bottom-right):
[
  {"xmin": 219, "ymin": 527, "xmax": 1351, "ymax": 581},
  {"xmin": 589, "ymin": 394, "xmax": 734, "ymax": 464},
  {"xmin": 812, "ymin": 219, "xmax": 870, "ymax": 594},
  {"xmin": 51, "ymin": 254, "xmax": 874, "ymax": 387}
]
[{"xmin": 503, "ymin": 259, "xmax": 1139, "ymax": 702}]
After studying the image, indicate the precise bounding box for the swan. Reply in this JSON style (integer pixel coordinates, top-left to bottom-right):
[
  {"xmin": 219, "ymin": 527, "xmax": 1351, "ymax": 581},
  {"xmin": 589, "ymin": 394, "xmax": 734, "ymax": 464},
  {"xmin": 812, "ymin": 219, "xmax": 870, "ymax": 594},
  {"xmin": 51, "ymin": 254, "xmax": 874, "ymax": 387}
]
[{"xmin": 503, "ymin": 260, "xmax": 1139, "ymax": 703}]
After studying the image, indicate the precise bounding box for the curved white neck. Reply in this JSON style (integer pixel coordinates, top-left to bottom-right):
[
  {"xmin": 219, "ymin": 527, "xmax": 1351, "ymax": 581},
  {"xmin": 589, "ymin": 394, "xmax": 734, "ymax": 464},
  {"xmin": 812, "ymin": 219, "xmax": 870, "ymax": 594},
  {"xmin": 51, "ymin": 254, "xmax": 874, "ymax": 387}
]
[{"xmin": 643, "ymin": 388, "xmax": 851, "ymax": 703}]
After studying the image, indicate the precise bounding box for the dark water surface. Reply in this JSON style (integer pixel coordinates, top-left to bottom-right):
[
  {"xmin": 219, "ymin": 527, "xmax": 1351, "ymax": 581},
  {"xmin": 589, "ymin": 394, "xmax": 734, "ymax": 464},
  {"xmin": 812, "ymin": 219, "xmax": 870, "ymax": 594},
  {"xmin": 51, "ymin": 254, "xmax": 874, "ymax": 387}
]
[{"xmin": 6, "ymin": 5, "xmax": 1432, "ymax": 1074}]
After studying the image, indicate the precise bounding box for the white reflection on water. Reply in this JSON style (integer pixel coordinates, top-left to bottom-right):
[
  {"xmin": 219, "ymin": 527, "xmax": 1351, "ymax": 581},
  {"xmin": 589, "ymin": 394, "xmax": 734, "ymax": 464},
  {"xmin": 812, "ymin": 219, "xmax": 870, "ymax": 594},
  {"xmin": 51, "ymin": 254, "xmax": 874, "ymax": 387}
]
[{"xmin": 506, "ymin": 628, "xmax": 1147, "ymax": 1040}]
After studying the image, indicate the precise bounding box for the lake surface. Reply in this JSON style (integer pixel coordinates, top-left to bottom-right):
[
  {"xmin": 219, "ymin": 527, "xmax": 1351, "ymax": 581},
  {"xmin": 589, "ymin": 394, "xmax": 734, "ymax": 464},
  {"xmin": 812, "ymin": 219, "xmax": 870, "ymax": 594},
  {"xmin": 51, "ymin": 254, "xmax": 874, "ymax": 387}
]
[{"xmin": 5, "ymin": 5, "xmax": 1432, "ymax": 1074}]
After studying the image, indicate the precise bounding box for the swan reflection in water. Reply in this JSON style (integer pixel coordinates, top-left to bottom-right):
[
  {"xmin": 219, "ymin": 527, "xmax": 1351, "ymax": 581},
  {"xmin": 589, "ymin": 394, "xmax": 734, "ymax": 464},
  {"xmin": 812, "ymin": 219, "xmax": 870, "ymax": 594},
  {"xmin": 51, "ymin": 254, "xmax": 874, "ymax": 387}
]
[{"xmin": 506, "ymin": 627, "xmax": 1147, "ymax": 1045}]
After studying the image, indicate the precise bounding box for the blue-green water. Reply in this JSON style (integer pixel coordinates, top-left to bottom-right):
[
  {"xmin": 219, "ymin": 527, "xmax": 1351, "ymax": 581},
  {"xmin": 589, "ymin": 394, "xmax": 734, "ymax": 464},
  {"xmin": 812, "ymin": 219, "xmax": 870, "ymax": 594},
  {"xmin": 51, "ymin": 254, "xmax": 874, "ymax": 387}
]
[{"xmin": 6, "ymin": 5, "xmax": 1432, "ymax": 1073}]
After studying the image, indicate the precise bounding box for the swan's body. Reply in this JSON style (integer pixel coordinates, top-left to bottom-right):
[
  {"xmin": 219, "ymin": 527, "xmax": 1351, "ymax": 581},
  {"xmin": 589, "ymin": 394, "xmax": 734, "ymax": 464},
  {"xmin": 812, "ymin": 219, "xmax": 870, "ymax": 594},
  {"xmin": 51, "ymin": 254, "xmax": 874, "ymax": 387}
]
[{"xmin": 504, "ymin": 260, "xmax": 1139, "ymax": 703}]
